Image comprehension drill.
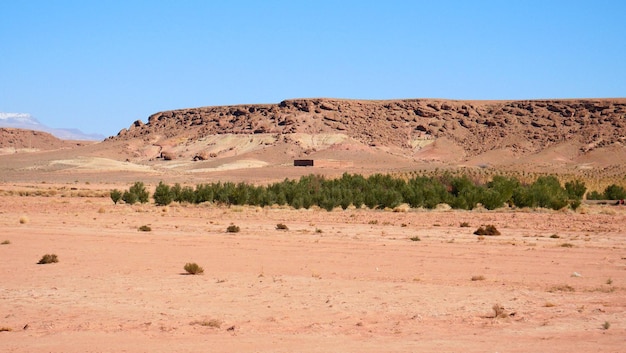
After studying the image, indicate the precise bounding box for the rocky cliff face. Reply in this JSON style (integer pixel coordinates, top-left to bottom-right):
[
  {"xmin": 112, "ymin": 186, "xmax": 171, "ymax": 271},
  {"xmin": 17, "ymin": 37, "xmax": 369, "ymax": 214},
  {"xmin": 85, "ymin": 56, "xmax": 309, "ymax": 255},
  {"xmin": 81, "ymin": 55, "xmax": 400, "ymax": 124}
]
[{"xmin": 112, "ymin": 98, "xmax": 626, "ymax": 157}]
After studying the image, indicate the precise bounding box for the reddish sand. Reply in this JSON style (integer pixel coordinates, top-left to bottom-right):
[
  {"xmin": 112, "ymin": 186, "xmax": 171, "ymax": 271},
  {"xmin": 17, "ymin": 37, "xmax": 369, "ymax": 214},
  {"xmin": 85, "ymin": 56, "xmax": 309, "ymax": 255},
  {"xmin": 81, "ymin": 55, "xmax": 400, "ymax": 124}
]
[{"xmin": 1, "ymin": 193, "xmax": 625, "ymax": 352}]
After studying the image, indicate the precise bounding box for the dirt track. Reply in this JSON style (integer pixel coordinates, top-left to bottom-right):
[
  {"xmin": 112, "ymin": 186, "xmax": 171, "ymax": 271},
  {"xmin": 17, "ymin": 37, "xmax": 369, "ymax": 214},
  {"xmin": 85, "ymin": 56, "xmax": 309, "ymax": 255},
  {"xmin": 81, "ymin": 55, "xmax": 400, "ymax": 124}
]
[{"xmin": 1, "ymin": 194, "xmax": 624, "ymax": 352}]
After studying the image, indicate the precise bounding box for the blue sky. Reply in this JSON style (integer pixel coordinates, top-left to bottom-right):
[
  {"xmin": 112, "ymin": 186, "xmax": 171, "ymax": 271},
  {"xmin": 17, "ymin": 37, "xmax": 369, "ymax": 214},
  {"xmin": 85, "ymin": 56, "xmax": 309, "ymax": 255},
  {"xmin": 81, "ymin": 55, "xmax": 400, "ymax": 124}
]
[{"xmin": 1, "ymin": 1, "xmax": 625, "ymax": 137}]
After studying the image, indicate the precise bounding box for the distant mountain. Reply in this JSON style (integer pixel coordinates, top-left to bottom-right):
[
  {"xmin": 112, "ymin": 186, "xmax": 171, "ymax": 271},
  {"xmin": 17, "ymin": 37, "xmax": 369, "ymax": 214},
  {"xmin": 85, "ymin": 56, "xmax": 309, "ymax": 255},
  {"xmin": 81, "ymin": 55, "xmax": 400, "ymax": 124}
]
[{"xmin": 0, "ymin": 113, "xmax": 105, "ymax": 141}]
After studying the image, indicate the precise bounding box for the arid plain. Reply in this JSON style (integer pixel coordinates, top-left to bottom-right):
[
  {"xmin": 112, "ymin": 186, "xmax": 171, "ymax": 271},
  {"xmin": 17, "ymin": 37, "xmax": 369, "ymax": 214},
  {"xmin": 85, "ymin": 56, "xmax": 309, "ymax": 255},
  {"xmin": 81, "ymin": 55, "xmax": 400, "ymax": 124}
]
[{"xmin": 1, "ymin": 98, "xmax": 625, "ymax": 352}]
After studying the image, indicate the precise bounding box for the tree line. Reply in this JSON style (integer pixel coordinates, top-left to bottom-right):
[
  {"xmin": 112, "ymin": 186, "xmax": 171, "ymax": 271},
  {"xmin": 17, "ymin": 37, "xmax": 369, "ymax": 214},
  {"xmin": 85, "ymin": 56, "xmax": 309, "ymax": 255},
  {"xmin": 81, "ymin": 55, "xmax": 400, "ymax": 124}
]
[{"xmin": 109, "ymin": 173, "xmax": 605, "ymax": 211}]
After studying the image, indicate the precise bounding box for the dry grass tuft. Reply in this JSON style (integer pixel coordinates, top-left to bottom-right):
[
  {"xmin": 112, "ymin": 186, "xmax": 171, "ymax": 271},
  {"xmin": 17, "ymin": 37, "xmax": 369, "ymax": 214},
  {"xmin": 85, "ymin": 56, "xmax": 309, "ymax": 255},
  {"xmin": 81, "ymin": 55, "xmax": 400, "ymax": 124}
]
[
  {"xmin": 226, "ymin": 224, "xmax": 240, "ymax": 233},
  {"xmin": 184, "ymin": 262, "xmax": 204, "ymax": 275},
  {"xmin": 474, "ymin": 225, "xmax": 500, "ymax": 236},
  {"xmin": 471, "ymin": 275, "xmax": 486, "ymax": 281},
  {"xmin": 492, "ymin": 304, "xmax": 509, "ymax": 318},
  {"xmin": 38, "ymin": 254, "xmax": 59, "ymax": 264},
  {"xmin": 548, "ymin": 284, "xmax": 575, "ymax": 292},
  {"xmin": 190, "ymin": 319, "xmax": 222, "ymax": 328}
]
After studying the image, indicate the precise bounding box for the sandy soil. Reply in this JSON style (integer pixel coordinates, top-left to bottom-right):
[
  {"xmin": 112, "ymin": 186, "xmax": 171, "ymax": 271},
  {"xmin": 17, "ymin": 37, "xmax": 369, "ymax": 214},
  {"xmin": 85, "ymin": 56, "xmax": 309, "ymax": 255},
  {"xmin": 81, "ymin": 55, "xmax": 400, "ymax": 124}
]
[{"xmin": 1, "ymin": 192, "xmax": 625, "ymax": 352}]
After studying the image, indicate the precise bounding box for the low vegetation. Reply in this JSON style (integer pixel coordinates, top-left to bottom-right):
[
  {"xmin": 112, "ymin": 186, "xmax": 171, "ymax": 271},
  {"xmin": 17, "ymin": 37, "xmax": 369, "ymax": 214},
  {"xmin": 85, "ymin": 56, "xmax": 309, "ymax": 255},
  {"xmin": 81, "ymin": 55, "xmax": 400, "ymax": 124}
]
[
  {"xmin": 184, "ymin": 262, "xmax": 204, "ymax": 275},
  {"xmin": 111, "ymin": 173, "xmax": 588, "ymax": 211},
  {"xmin": 190, "ymin": 319, "xmax": 221, "ymax": 328},
  {"xmin": 115, "ymin": 182, "xmax": 150, "ymax": 205},
  {"xmin": 276, "ymin": 223, "xmax": 289, "ymax": 230},
  {"xmin": 409, "ymin": 236, "xmax": 421, "ymax": 241},
  {"xmin": 226, "ymin": 225, "xmax": 240, "ymax": 233},
  {"xmin": 1, "ymin": 240, "xmax": 10, "ymax": 245},
  {"xmin": 587, "ymin": 184, "xmax": 626, "ymax": 200},
  {"xmin": 473, "ymin": 225, "xmax": 501, "ymax": 236},
  {"xmin": 138, "ymin": 225, "xmax": 152, "ymax": 232},
  {"xmin": 37, "ymin": 254, "xmax": 59, "ymax": 264}
]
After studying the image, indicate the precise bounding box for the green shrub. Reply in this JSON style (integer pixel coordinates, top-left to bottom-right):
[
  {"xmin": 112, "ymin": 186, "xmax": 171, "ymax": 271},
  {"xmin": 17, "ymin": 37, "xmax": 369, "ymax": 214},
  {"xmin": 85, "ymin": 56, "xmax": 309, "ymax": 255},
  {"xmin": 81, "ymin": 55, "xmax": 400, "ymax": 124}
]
[
  {"xmin": 586, "ymin": 190, "xmax": 603, "ymax": 200},
  {"xmin": 38, "ymin": 254, "xmax": 59, "ymax": 264},
  {"xmin": 184, "ymin": 262, "xmax": 204, "ymax": 275},
  {"xmin": 565, "ymin": 180, "xmax": 586, "ymax": 199},
  {"xmin": 129, "ymin": 181, "xmax": 150, "ymax": 203},
  {"xmin": 153, "ymin": 181, "xmax": 173, "ymax": 206},
  {"xmin": 110, "ymin": 189, "xmax": 122, "ymax": 204},
  {"xmin": 226, "ymin": 225, "xmax": 240, "ymax": 233},
  {"xmin": 604, "ymin": 184, "xmax": 626, "ymax": 200},
  {"xmin": 122, "ymin": 190, "xmax": 137, "ymax": 204}
]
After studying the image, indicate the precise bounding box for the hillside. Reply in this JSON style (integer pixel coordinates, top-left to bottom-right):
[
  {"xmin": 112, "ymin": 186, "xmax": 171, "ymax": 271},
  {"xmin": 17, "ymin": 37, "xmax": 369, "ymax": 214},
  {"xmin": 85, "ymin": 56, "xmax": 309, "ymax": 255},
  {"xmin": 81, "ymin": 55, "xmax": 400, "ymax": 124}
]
[
  {"xmin": 111, "ymin": 98, "xmax": 626, "ymax": 160},
  {"xmin": 1, "ymin": 98, "xmax": 625, "ymax": 185},
  {"xmin": 0, "ymin": 128, "xmax": 91, "ymax": 154}
]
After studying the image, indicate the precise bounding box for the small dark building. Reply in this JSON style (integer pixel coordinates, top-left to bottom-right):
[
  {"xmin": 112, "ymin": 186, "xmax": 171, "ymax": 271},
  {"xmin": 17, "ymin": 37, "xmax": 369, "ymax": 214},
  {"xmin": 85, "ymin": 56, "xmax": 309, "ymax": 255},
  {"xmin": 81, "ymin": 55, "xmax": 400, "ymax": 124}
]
[{"xmin": 294, "ymin": 159, "xmax": 314, "ymax": 167}]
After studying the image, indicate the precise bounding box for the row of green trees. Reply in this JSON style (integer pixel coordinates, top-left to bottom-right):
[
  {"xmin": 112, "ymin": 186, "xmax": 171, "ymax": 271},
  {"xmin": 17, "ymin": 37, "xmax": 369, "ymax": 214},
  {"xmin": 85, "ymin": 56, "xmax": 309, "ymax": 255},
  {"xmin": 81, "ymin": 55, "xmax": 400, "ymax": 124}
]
[
  {"xmin": 586, "ymin": 184, "xmax": 626, "ymax": 201},
  {"xmin": 111, "ymin": 173, "xmax": 593, "ymax": 211}
]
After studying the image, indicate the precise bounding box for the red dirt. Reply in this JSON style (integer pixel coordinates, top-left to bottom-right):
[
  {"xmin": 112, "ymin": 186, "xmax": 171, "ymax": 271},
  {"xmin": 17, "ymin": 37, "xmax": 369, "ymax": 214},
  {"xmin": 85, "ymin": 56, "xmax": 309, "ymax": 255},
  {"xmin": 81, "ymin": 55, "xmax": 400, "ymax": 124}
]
[{"xmin": 0, "ymin": 192, "xmax": 624, "ymax": 352}]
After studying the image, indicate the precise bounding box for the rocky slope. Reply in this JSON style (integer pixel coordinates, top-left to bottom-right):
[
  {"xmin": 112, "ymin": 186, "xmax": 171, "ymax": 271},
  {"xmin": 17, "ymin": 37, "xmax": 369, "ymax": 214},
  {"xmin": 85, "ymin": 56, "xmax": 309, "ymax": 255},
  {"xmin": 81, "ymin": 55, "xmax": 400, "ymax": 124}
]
[{"xmin": 112, "ymin": 98, "xmax": 626, "ymax": 160}]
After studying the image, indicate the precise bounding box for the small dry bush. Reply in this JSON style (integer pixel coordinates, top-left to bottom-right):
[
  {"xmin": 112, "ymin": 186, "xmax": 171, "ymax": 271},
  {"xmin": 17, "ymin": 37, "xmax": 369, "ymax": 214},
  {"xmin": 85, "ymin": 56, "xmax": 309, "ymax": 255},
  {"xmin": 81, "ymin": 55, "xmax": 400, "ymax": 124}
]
[
  {"xmin": 191, "ymin": 319, "xmax": 221, "ymax": 328},
  {"xmin": 471, "ymin": 275, "xmax": 486, "ymax": 281},
  {"xmin": 602, "ymin": 321, "xmax": 611, "ymax": 330},
  {"xmin": 409, "ymin": 236, "xmax": 421, "ymax": 242},
  {"xmin": 1, "ymin": 240, "xmax": 10, "ymax": 245},
  {"xmin": 460, "ymin": 222, "xmax": 470, "ymax": 227},
  {"xmin": 492, "ymin": 304, "xmax": 508, "ymax": 318},
  {"xmin": 548, "ymin": 284, "xmax": 575, "ymax": 292},
  {"xmin": 0, "ymin": 327, "xmax": 12, "ymax": 332},
  {"xmin": 549, "ymin": 234, "xmax": 560, "ymax": 239},
  {"xmin": 138, "ymin": 225, "xmax": 152, "ymax": 232},
  {"xmin": 276, "ymin": 223, "xmax": 288, "ymax": 230},
  {"xmin": 19, "ymin": 216, "xmax": 29, "ymax": 224},
  {"xmin": 38, "ymin": 254, "xmax": 59, "ymax": 264},
  {"xmin": 474, "ymin": 225, "xmax": 500, "ymax": 236},
  {"xmin": 560, "ymin": 243, "xmax": 574, "ymax": 248},
  {"xmin": 226, "ymin": 225, "xmax": 240, "ymax": 233},
  {"xmin": 184, "ymin": 262, "xmax": 204, "ymax": 275}
]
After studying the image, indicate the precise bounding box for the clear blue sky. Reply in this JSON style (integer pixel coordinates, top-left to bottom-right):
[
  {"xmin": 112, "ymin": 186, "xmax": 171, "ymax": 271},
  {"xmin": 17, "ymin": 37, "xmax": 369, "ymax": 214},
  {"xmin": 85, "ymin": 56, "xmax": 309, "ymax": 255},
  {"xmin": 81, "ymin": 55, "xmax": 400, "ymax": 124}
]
[{"xmin": 1, "ymin": 1, "xmax": 625, "ymax": 137}]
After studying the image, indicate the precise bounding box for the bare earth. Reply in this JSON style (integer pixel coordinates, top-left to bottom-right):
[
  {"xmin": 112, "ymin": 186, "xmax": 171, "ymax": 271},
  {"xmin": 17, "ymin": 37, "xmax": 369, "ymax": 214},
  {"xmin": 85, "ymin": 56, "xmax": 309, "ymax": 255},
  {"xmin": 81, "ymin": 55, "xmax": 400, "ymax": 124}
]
[
  {"xmin": 1, "ymin": 98, "xmax": 625, "ymax": 352},
  {"xmin": 1, "ymin": 191, "xmax": 624, "ymax": 352}
]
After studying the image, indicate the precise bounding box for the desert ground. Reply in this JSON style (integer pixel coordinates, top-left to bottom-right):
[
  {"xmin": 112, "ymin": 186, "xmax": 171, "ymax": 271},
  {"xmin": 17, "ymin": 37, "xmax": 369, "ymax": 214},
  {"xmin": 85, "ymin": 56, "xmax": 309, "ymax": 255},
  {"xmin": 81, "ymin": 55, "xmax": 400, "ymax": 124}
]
[
  {"xmin": 1, "ymin": 98, "xmax": 625, "ymax": 352},
  {"xmin": 1, "ymin": 183, "xmax": 625, "ymax": 353}
]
